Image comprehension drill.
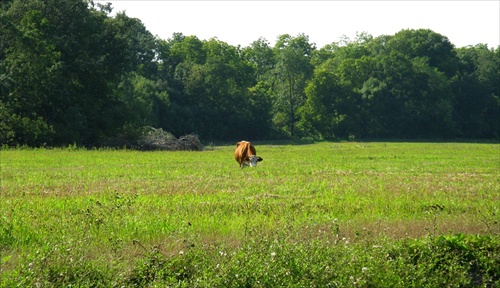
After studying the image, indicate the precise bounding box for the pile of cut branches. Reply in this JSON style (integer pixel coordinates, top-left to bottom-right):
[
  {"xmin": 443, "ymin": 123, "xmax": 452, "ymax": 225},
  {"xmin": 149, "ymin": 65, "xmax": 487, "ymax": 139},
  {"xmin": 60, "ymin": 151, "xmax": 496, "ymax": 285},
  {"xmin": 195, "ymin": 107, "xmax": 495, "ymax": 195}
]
[{"xmin": 136, "ymin": 127, "xmax": 204, "ymax": 151}]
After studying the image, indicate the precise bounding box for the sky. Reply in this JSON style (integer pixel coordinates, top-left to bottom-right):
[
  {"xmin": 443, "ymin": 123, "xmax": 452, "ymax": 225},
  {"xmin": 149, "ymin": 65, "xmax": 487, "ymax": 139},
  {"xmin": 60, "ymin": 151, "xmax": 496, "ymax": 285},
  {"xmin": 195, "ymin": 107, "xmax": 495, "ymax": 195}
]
[{"xmin": 100, "ymin": 1, "xmax": 500, "ymax": 49}]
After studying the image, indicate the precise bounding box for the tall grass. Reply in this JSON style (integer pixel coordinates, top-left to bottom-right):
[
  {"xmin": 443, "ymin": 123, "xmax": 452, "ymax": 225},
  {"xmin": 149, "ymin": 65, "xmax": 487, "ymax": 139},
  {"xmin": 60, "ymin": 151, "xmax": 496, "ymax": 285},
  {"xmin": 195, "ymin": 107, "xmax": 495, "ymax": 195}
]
[{"xmin": 1, "ymin": 142, "xmax": 499, "ymax": 286}]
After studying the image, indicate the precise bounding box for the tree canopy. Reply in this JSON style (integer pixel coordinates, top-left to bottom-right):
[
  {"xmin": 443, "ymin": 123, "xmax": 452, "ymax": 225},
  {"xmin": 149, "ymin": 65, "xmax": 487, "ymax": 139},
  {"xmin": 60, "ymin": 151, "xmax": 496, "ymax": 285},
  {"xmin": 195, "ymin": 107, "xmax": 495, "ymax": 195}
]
[{"xmin": 1, "ymin": 0, "xmax": 498, "ymax": 147}]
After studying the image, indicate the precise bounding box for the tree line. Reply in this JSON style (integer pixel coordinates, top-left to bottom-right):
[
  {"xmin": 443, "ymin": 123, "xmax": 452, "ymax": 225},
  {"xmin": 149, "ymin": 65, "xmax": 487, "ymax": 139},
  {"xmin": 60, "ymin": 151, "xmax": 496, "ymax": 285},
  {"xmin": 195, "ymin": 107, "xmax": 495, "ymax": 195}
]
[{"xmin": 1, "ymin": 0, "xmax": 499, "ymax": 147}]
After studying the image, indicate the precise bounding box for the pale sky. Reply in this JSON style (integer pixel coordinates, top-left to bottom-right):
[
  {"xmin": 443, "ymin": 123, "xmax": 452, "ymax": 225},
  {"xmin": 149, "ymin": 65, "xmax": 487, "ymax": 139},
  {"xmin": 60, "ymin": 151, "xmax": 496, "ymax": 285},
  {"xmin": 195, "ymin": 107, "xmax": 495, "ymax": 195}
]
[{"xmin": 100, "ymin": 1, "xmax": 500, "ymax": 49}]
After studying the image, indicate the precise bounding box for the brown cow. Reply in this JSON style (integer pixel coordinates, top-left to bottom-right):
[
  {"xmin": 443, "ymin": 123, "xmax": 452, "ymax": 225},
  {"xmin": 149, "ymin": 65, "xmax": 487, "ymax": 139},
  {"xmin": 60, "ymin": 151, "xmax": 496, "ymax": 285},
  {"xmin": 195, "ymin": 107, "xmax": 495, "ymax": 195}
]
[{"xmin": 234, "ymin": 141, "xmax": 263, "ymax": 167}]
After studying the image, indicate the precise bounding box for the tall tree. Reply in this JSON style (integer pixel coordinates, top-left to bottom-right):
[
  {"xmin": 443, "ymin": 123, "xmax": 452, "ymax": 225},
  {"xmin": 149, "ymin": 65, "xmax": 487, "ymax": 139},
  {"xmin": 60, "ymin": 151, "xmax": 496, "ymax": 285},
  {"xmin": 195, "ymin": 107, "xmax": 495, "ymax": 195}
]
[
  {"xmin": 242, "ymin": 38, "xmax": 275, "ymax": 139},
  {"xmin": 242, "ymin": 37, "xmax": 275, "ymax": 82},
  {"xmin": 272, "ymin": 33, "xmax": 314, "ymax": 136},
  {"xmin": 111, "ymin": 12, "xmax": 157, "ymax": 78},
  {"xmin": 383, "ymin": 29, "xmax": 458, "ymax": 77},
  {"xmin": 301, "ymin": 34, "xmax": 377, "ymax": 139},
  {"xmin": 1, "ymin": 0, "xmax": 130, "ymax": 145},
  {"xmin": 453, "ymin": 45, "xmax": 500, "ymax": 137},
  {"xmin": 157, "ymin": 37, "xmax": 259, "ymax": 140},
  {"xmin": 1, "ymin": 5, "xmax": 60, "ymax": 145},
  {"xmin": 363, "ymin": 51, "xmax": 455, "ymax": 138},
  {"xmin": 198, "ymin": 38, "xmax": 256, "ymax": 139},
  {"xmin": 299, "ymin": 59, "xmax": 343, "ymax": 138}
]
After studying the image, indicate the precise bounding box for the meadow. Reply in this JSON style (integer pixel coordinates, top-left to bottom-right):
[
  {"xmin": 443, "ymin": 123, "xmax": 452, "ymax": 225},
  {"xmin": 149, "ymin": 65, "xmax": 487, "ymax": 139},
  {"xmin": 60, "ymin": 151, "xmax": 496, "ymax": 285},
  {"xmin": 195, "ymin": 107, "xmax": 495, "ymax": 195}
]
[{"xmin": 1, "ymin": 141, "xmax": 499, "ymax": 287}]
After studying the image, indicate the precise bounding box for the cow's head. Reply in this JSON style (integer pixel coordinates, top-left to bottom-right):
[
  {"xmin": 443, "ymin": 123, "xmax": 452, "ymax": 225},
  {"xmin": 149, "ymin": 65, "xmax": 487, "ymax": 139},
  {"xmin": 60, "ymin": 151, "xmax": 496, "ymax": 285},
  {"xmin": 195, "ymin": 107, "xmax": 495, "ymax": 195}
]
[{"xmin": 243, "ymin": 155, "xmax": 263, "ymax": 167}]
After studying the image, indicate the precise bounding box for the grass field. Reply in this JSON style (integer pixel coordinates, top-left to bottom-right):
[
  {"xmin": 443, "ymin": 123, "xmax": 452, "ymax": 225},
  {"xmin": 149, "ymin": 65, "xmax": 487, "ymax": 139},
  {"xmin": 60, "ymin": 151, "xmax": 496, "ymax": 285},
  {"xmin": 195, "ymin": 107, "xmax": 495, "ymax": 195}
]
[{"xmin": 1, "ymin": 141, "xmax": 499, "ymax": 287}]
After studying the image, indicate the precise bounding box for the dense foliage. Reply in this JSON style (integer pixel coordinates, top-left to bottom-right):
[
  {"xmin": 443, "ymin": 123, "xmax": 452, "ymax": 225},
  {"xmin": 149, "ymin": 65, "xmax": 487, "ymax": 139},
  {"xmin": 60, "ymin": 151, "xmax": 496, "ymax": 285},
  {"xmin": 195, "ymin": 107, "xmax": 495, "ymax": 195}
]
[{"xmin": 1, "ymin": 0, "xmax": 499, "ymax": 146}]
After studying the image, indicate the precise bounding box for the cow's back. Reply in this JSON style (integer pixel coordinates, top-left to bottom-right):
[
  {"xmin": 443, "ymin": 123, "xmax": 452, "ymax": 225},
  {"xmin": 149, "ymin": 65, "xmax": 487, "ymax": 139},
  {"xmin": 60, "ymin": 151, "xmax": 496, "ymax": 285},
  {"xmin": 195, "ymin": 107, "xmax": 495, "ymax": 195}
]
[{"xmin": 234, "ymin": 141, "xmax": 256, "ymax": 165}]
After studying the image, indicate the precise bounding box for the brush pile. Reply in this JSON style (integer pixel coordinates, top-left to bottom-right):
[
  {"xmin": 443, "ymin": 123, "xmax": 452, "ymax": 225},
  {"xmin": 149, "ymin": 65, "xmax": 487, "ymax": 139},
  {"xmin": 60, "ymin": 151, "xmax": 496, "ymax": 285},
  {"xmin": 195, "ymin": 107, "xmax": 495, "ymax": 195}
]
[{"xmin": 136, "ymin": 127, "xmax": 204, "ymax": 151}]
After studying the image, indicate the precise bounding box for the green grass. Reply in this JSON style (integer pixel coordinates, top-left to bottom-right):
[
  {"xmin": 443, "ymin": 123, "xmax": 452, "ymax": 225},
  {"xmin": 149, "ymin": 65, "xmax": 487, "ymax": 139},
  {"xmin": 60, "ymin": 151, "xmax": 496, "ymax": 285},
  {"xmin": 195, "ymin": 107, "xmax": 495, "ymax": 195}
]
[{"xmin": 1, "ymin": 142, "xmax": 499, "ymax": 287}]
